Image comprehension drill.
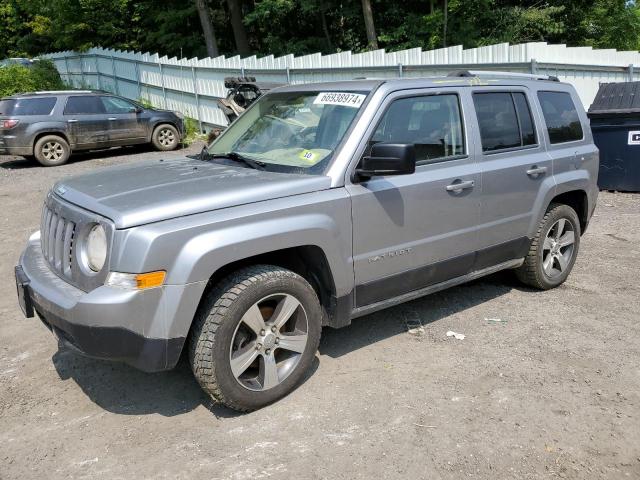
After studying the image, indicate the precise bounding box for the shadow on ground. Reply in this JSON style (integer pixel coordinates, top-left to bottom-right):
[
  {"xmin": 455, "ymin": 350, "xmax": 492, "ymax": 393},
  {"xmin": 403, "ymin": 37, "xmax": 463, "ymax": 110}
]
[
  {"xmin": 319, "ymin": 269, "xmax": 536, "ymax": 358},
  {"xmin": 50, "ymin": 270, "xmax": 532, "ymax": 417},
  {"xmin": 51, "ymin": 351, "xmax": 239, "ymax": 418},
  {"xmin": 52, "ymin": 345, "xmax": 319, "ymax": 418}
]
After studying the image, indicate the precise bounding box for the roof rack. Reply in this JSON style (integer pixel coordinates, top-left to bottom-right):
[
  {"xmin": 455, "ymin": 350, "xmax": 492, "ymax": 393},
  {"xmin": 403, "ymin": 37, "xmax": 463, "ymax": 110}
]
[
  {"xmin": 447, "ymin": 70, "xmax": 560, "ymax": 82},
  {"xmin": 31, "ymin": 90, "xmax": 94, "ymax": 94}
]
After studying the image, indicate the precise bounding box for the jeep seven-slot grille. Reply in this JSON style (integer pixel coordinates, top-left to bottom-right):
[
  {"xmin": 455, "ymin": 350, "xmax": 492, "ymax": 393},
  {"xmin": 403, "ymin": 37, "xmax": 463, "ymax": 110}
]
[{"xmin": 41, "ymin": 203, "xmax": 76, "ymax": 278}]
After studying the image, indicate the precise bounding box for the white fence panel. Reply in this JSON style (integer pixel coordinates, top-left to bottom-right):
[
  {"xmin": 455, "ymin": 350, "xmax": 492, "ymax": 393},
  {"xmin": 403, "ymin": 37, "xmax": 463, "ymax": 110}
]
[{"xmin": 44, "ymin": 42, "xmax": 640, "ymax": 130}]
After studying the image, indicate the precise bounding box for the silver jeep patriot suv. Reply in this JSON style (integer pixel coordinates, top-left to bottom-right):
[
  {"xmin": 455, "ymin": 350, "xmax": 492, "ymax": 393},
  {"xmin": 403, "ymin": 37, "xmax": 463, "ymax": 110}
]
[{"xmin": 15, "ymin": 72, "xmax": 599, "ymax": 411}]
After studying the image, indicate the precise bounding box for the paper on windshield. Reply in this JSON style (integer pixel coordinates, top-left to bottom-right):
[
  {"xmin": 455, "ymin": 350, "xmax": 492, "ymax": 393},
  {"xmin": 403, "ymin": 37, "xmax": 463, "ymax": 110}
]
[{"xmin": 313, "ymin": 92, "xmax": 366, "ymax": 108}]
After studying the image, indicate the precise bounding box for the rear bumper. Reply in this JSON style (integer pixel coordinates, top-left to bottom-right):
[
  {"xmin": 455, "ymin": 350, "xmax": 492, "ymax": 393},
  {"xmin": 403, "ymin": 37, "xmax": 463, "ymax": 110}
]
[
  {"xmin": 0, "ymin": 134, "xmax": 32, "ymax": 156},
  {"xmin": 17, "ymin": 233, "xmax": 204, "ymax": 372}
]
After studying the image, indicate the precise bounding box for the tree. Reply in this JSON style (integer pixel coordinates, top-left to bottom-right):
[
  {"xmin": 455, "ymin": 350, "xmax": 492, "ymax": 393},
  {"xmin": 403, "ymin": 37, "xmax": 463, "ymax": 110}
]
[
  {"xmin": 361, "ymin": 0, "xmax": 378, "ymax": 49},
  {"xmin": 194, "ymin": 0, "xmax": 219, "ymax": 58},
  {"xmin": 226, "ymin": 0, "xmax": 250, "ymax": 56}
]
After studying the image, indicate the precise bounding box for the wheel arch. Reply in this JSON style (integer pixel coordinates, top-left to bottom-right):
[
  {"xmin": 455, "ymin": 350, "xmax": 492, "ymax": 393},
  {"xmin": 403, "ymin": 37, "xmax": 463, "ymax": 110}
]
[
  {"xmin": 32, "ymin": 130, "xmax": 71, "ymax": 154},
  {"xmin": 549, "ymin": 189, "xmax": 589, "ymax": 234},
  {"xmin": 197, "ymin": 245, "xmax": 340, "ymax": 328},
  {"xmin": 149, "ymin": 120, "xmax": 181, "ymax": 142}
]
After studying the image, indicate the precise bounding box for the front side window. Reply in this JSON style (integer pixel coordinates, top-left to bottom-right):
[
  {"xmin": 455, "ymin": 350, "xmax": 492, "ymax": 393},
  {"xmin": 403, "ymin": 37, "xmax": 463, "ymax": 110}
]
[
  {"xmin": 473, "ymin": 92, "xmax": 537, "ymax": 152},
  {"xmin": 64, "ymin": 96, "xmax": 105, "ymax": 115},
  {"xmin": 208, "ymin": 91, "xmax": 366, "ymax": 174},
  {"xmin": 537, "ymin": 91, "xmax": 583, "ymax": 144},
  {"xmin": 0, "ymin": 97, "xmax": 56, "ymax": 116},
  {"xmin": 101, "ymin": 96, "xmax": 138, "ymax": 114},
  {"xmin": 369, "ymin": 94, "xmax": 465, "ymax": 163}
]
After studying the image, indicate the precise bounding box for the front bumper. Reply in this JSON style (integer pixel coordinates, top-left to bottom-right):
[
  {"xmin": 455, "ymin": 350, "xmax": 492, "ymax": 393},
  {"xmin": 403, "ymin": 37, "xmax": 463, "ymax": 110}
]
[{"xmin": 17, "ymin": 234, "xmax": 204, "ymax": 372}]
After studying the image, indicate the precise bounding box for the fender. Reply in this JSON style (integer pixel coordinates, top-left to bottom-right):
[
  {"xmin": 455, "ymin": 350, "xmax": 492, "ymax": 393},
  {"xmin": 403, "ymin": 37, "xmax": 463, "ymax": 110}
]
[
  {"xmin": 528, "ymin": 169, "xmax": 592, "ymax": 238},
  {"xmin": 172, "ymin": 212, "xmax": 353, "ymax": 294}
]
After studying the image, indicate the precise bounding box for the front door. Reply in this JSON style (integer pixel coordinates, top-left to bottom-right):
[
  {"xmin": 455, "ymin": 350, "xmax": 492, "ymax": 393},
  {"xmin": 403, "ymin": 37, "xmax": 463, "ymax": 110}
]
[
  {"xmin": 347, "ymin": 89, "xmax": 482, "ymax": 308},
  {"xmin": 100, "ymin": 96, "xmax": 146, "ymax": 144}
]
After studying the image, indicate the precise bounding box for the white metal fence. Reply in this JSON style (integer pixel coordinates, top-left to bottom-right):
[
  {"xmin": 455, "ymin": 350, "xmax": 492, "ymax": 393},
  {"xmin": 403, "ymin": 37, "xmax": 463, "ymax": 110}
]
[{"xmin": 45, "ymin": 42, "xmax": 640, "ymax": 130}]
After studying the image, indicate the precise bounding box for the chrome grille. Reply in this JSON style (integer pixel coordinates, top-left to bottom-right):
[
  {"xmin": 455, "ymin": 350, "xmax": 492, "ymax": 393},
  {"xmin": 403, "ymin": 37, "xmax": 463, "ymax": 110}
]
[{"xmin": 41, "ymin": 203, "xmax": 76, "ymax": 279}]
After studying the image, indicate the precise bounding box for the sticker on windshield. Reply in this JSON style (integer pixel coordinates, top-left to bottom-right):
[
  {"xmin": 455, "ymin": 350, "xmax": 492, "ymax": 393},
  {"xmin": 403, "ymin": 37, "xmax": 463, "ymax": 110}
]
[
  {"xmin": 298, "ymin": 149, "xmax": 318, "ymax": 163},
  {"xmin": 313, "ymin": 92, "xmax": 366, "ymax": 108}
]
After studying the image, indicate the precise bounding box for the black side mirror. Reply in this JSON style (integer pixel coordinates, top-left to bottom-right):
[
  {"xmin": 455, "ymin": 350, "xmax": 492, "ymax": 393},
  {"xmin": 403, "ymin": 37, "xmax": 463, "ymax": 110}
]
[{"xmin": 355, "ymin": 143, "xmax": 416, "ymax": 179}]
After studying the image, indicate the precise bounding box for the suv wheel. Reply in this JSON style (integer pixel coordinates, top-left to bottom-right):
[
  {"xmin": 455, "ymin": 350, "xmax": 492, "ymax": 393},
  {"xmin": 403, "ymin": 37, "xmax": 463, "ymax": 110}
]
[
  {"xmin": 189, "ymin": 265, "xmax": 322, "ymax": 412},
  {"xmin": 151, "ymin": 124, "xmax": 179, "ymax": 151},
  {"xmin": 516, "ymin": 203, "xmax": 581, "ymax": 290},
  {"xmin": 34, "ymin": 135, "xmax": 70, "ymax": 166}
]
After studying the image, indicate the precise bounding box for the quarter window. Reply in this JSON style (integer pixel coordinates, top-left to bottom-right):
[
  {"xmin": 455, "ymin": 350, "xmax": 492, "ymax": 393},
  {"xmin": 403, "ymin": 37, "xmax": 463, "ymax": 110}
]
[
  {"xmin": 64, "ymin": 96, "xmax": 105, "ymax": 115},
  {"xmin": 370, "ymin": 94, "xmax": 465, "ymax": 163},
  {"xmin": 0, "ymin": 97, "xmax": 56, "ymax": 115},
  {"xmin": 473, "ymin": 92, "xmax": 537, "ymax": 152},
  {"xmin": 537, "ymin": 91, "xmax": 583, "ymax": 144}
]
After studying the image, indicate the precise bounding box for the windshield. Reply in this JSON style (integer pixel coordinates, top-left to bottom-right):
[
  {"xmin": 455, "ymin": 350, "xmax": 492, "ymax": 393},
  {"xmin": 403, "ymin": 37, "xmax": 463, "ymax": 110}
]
[{"xmin": 208, "ymin": 90, "xmax": 368, "ymax": 174}]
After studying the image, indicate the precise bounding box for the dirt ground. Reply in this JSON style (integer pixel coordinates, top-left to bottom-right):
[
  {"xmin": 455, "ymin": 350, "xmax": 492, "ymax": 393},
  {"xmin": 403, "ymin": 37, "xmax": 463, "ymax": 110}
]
[{"xmin": 1, "ymin": 145, "xmax": 639, "ymax": 480}]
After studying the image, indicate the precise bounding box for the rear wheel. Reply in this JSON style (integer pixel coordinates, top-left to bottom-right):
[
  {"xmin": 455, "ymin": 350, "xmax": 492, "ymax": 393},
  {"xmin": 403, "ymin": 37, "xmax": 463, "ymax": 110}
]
[
  {"xmin": 34, "ymin": 135, "xmax": 70, "ymax": 166},
  {"xmin": 151, "ymin": 124, "xmax": 179, "ymax": 151},
  {"xmin": 516, "ymin": 203, "xmax": 581, "ymax": 290},
  {"xmin": 189, "ymin": 265, "xmax": 322, "ymax": 412}
]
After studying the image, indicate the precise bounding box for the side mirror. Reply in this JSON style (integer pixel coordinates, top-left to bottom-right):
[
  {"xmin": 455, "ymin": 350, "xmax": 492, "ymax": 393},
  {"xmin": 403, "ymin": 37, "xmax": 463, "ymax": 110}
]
[
  {"xmin": 131, "ymin": 107, "xmax": 143, "ymax": 114},
  {"xmin": 355, "ymin": 143, "xmax": 416, "ymax": 179}
]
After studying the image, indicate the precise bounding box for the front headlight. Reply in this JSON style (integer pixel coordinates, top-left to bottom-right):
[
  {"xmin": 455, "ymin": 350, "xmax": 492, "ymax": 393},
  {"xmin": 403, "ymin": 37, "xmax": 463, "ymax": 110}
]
[{"xmin": 85, "ymin": 224, "xmax": 107, "ymax": 272}]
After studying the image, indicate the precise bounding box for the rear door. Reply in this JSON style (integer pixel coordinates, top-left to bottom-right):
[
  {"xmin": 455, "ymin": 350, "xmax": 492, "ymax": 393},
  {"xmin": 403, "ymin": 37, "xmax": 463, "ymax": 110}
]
[
  {"xmin": 99, "ymin": 96, "xmax": 146, "ymax": 144},
  {"xmin": 470, "ymin": 89, "xmax": 552, "ymax": 265},
  {"xmin": 347, "ymin": 88, "xmax": 482, "ymax": 307},
  {"xmin": 63, "ymin": 96, "xmax": 109, "ymax": 149}
]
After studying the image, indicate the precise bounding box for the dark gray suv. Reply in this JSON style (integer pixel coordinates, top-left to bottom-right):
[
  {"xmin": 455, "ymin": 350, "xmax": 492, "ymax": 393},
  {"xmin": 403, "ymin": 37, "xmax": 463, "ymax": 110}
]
[{"xmin": 0, "ymin": 90, "xmax": 185, "ymax": 166}]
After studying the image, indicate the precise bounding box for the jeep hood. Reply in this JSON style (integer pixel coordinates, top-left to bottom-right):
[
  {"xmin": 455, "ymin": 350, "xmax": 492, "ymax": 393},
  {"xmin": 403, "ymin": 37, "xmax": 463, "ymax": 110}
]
[{"xmin": 52, "ymin": 156, "xmax": 332, "ymax": 228}]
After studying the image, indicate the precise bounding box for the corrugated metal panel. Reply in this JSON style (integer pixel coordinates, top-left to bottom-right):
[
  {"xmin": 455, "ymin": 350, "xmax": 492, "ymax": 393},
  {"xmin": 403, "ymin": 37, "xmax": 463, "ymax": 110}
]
[{"xmin": 44, "ymin": 42, "xmax": 640, "ymax": 128}]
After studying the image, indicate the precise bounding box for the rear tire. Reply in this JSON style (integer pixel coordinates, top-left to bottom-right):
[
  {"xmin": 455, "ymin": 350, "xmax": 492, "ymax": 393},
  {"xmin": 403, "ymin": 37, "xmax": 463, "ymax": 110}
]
[
  {"xmin": 34, "ymin": 135, "xmax": 70, "ymax": 166},
  {"xmin": 189, "ymin": 265, "xmax": 322, "ymax": 412},
  {"xmin": 516, "ymin": 203, "xmax": 581, "ymax": 290},
  {"xmin": 151, "ymin": 124, "xmax": 179, "ymax": 151}
]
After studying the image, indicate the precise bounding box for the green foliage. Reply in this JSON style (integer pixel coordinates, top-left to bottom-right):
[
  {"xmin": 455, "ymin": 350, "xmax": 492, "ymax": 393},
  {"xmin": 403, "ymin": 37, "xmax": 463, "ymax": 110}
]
[
  {"xmin": 183, "ymin": 117, "xmax": 206, "ymax": 146},
  {"xmin": 0, "ymin": 59, "xmax": 63, "ymax": 97},
  {"xmin": 1, "ymin": 0, "xmax": 639, "ymax": 60}
]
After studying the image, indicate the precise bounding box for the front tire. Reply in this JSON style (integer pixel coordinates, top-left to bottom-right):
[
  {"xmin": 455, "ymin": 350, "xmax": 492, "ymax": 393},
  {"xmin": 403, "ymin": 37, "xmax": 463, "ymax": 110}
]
[
  {"xmin": 34, "ymin": 135, "xmax": 70, "ymax": 166},
  {"xmin": 151, "ymin": 124, "xmax": 179, "ymax": 151},
  {"xmin": 516, "ymin": 203, "xmax": 581, "ymax": 290},
  {"xmin": 189, "ymin": 265, "xmax": 322, "ymax": 412}
]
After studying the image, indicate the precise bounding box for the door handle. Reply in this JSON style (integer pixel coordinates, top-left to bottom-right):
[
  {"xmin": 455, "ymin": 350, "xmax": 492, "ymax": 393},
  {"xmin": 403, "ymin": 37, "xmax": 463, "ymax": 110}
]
[
  {"xmin": 67, "ymin": 119, "xmax": 78, "ymax": 123},
  {"xmin": 446, "ymin": 180, "xmax": 475, "ymax": 192},
  {"xmin": 108, "ymin": 117, "xmax": 117, "ymax": 121},
  {"xmin": 526, "ymin": 166, "xmax": 547, "ymax": 176}
]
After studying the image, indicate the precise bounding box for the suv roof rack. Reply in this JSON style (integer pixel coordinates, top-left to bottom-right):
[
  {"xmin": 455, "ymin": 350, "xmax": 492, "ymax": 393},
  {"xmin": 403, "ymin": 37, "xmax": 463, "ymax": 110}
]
[
  {"xmin": 30, "ymin": 90, "xmax": 94, "ymax": 95},
  {"xmin": 447, "ymin": 70, "xmax": 560, "ymax": 82}
]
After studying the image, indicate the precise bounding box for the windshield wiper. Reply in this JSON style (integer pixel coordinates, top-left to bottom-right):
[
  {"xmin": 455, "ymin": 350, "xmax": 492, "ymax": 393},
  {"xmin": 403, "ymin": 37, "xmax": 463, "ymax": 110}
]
[{"xmin": 210, "ymin": 151, "xmax": 266, "ymax": 170}]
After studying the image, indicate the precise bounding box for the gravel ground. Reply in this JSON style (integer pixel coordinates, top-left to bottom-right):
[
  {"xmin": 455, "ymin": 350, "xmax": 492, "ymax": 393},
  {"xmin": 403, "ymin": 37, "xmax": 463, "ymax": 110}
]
[{"xmin": 1, "ymin": 146, "xmax": 639, "ymax": 479}]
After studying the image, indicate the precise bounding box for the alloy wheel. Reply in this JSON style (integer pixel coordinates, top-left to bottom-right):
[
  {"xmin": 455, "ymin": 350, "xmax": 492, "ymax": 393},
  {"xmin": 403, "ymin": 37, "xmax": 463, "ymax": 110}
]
[
  {"xmin": 158, "ymin": 128, "xmax": 175, "ymax": 147},
  {"xmin": 542, "ymin": 218, "xmax": 576, "ymax": 278},
  {"xmin": 42, "ymin": 142, "xmax": 64, "ymax": 162},
  {"xmin": 229, "ymin": 293, "xmax": 309, "ymax": 391}
]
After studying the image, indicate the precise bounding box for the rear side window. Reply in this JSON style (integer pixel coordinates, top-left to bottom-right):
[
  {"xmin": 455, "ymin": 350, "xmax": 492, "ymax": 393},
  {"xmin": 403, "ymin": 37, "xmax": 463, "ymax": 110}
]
[
  {"xmin": 473, "ymin": 92, "xmax": 537, "ymax": 152},
  {"xmin": 64, "ymin": 96, "xmax": 105, "ymax": 115},
  {"xmin": 537, "ymin": 91, "xmax": 583, "ymax": 144},
  {"xmin": 0, "ymin": 97, "xmax": 56, "ymax": 115},
  {"xmin": 370, "ymin": 94, "xmax": 465, "ymax": 163}
]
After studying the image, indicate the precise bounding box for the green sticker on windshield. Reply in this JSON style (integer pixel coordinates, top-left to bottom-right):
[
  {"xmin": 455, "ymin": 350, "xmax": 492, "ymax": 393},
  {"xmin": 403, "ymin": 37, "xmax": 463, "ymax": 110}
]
[{"xmin": 298, "ymin": 150, "xmax": 317, "ymax": 163}]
